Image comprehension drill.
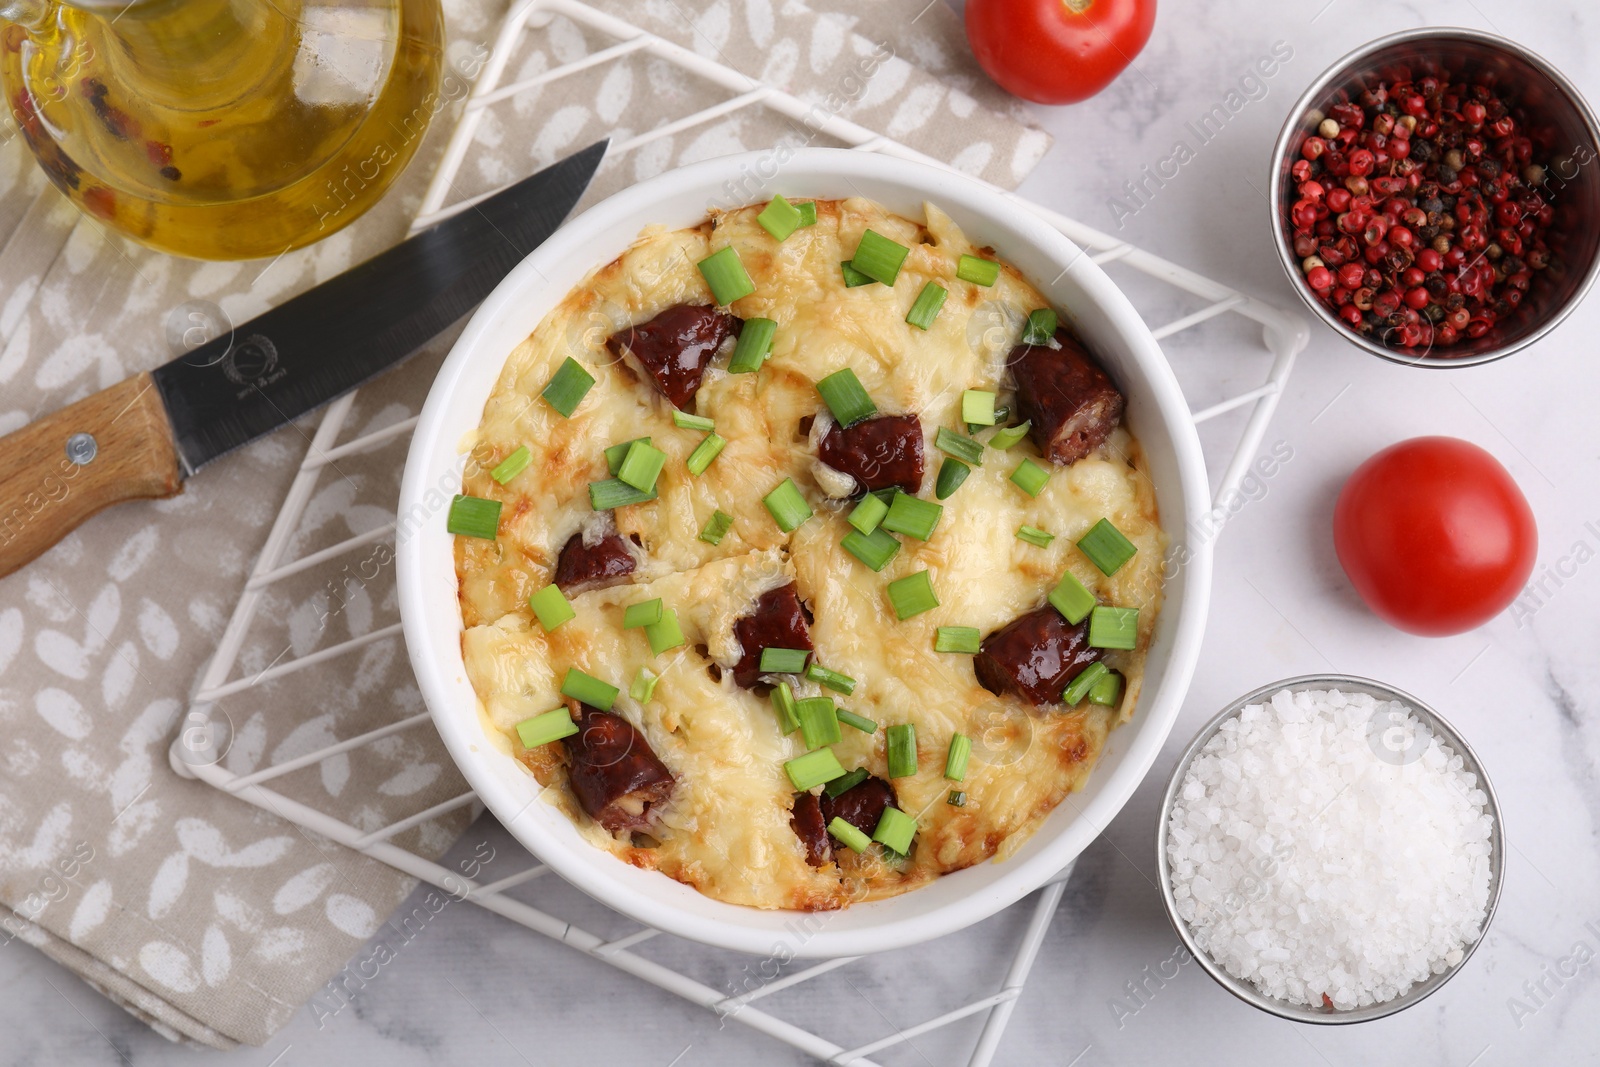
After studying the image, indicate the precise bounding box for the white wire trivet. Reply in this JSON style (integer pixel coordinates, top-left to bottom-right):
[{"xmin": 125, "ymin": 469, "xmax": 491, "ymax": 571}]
[{"xmin": 169, "ymin": 2, "xmax": 1310, "ymax": 1062}]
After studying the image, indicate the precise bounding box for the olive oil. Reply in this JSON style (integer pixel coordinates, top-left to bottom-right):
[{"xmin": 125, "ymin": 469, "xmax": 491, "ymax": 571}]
[{"xmin": 1, "ymin": 0, "xmax": 444, "ymax": 259}]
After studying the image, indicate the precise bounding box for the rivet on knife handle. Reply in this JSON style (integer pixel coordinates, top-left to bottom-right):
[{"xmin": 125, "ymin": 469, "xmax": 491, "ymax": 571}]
[{"xmin": 0, "ymin": 372, "xmax": 184, "ymax": 581}]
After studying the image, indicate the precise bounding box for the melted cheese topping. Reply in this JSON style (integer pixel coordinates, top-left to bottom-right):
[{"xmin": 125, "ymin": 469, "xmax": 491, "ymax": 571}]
[{"xmin": 456, "ymin": 198, "xmax": 1166, "ymax": 910}]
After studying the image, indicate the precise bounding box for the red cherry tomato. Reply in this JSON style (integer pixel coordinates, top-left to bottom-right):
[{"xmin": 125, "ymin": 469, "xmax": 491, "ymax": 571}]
[
  {"xmin": 1333, "ymin": 437, "xmax": 1537, "ymax": 636},
  {"xmin": 964, "ymin": 0, "xmax": 1156, "ymax": 106}
]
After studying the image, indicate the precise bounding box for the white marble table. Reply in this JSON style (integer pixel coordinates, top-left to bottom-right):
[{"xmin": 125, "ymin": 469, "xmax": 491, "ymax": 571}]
[{"xmin": 6, "ymin": 1, "xmax": 1598, "ymax": 1063}]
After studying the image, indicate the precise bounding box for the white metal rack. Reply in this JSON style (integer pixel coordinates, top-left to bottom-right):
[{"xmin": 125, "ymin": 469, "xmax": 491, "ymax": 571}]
[{"xmin": 168, "ymin": 1, "xmax": 1310, "ymax": 1062}]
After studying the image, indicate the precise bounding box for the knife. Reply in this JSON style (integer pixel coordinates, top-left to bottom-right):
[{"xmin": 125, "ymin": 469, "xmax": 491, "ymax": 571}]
[{"xmin": 0, "ymin": 140, "xmax": 608, "ymax": 581}]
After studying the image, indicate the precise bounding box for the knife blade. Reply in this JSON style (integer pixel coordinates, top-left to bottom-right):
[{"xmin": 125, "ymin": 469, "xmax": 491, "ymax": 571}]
[{"xmin": 0, "ymin": 140, "xmax": 608, "ymax": 581}]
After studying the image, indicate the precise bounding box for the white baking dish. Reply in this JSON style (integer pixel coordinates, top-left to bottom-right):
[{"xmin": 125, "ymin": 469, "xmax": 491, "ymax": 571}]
[{"xmin": 397, "ymin": 148, "xmax": 1211, "ymax": 957}]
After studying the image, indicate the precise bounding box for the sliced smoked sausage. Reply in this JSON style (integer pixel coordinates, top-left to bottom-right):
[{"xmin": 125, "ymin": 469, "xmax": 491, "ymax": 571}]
[
  {"xmin": 563, "ymin": 705, "xmax": 676, "ymax": 834},
  {"xmin": 974, "ymin": 606, "xmax": 1102, "ymax": 707},
  {"xmin": 816, "ymin": 413, "xmax": 925, "ymax": 494},
  {"xmin": 1007, "ymin": 329, "xmax": 1124, "ymax": 466},
  {"xmin": 553, "ymin": 530, "xmax": 636, "ymax": 594},
  {"xmin": 606, "ymin": 303, "xmax": 741, "ymax": 409},
  {"xmin": 730, "ymin": 582, "xmax": 813, "ymax": 688},
  {"xmin": 791, "ymin": 791, "xmax": 831, "ymax": 866},
  {"xmin": 820, "ymin": 775, "xmax": 895, "ymax": 844}
]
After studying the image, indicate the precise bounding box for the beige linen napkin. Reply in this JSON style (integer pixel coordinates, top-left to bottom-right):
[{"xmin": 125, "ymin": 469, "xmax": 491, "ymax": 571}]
[{"xmin": 0, "ymin": 0, "xmax": 1049, "ymax": 1049}]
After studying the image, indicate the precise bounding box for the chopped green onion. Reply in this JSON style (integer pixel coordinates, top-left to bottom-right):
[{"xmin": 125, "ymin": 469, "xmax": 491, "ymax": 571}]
[
  {"xmin": 841, "ymin": 526, "xmax": 900, "ymax": 572},
  {"xmin": 840, "ymin": 260, "xmax": 876, "ymax": 288},
  {"xmin": 935, "ymin": 427, "xmax": 983, "ymax": 466},
  {"xmin": 1089, "ymin": 606, "xmax": 1139, "ymax": 650},
  {"xmin": 797, "ymin": 696, "xmax": 841, "ymax": 749},
  {"xmin": 672, "ymin": 409, "xmax": 715, "ymax": 432},
  {"xmin": 1022, "ymin": 308, "xmax": 1058, "ymax": 345},
  {"xmin": 872, "ymin": 806, "xmax": 916, "ymax": 853},
  {"xmin": 1048, "ymin": 570, "xmax": 1098, "ymax": 624},
  {"xmin": 785, "ymin": 748, "xmax": 846, "ymax": 791},
  {"xmin": 699, "ymin": 509, "xmax": 734, "ymax": 545},
  {"xmin": 490, "ymin": 446, "xmax": 532, "ymax": 485},
  {"xmin": 886, "ymin": 723, "xmax": 917, "ymax": 777},
  {"xmin": 945, "ymin": 733, "xmax": 972, "ymax": 780},
  {"xmin": 825, "ymin": 768, "xmax": 869, "ymax": 798},
  {"xmin": 772, "ymin": 681, "xmax": 800, "ymax": 733},
  {"xmin": 796, "ymin": 201, "xmax": 817, "ymax": 226},
  {"xmin": 805, "ymin": 662, "xmax": 856, "ymax": 695},
  {"xmin": 561, "ymin": 668, "xmax": 618, "ymax": 711},
  {"xmin": 760, "ymin": 647, "xmax": 810, "ymax": 674},
  {"xmin": 988, "ymin": 421, "xmax": 1031, "ymax": 450},
  {"xmin": 604, "ymin": 437, "xmax": 650, "ymax": 475},
  {"xmin": 515, "ymin": 708, "xmax": 577, "ymax": 749},
  {"xmin": 828, "ymin": 816, "xmax": 871, "ymax": 853},
  {"xmin": 905, "ymin": 282, "xmax": 948, "ymax": 330},
  {"xmin": 589, "ymin": 478, "xmax": 657, "ymax": 510},
  {"xmin": 728, "ymin": 318, "xmax": 776, "ymax": 373},
  {"xmin": 617, "ymin": 439, "xmax": 666, "ymax": 493},
  {"xmin": 1063, "ymin": 662, "xmax": 1110, "ymax": 705},
  {"xmin": 630, "ymin": 668, "xmax": 659, "ymax": 703},
  {"xmin": 1017, "ymin": 525, "xmax": 1055, "ymax": 548},
  {"xmin": 645, "ymin": 608, "xmax": 686, "ymax": 654},
  {"xmin": 1010, "ymin": 458, "xmax": 1050, "ymax": 498},
  {"xmin": 850, "ymin": 229, "xmax": 910, "ymax": 286},
  {"xmin": 934, "ymin": 626, "xmax": 981, "ymax": 654},
  {"xmin": 847, "ymin": 493, "xmax": 889, "ymax": 535},
  {"xmin": 1089, "ymin": 669, "xmax": 1124, "ymax": 707},
  {"xmin": 887, "ymin": 570, "xmax": 939, "ymax": 620},
  {"xmin": 763, "ymin": 478, "xmax": 812, "ymax": 532},
  {"xmin": 541, "ymin": 358, "xmax": 595, "ymax": 417},
  {"xmin": 697, "ymin": 246, "xmax": 755, "ymax": 305},
  {"xmin": 622, "ymin": 598, "xmax": 663, "ymax": 629},
  {"xmin": 956, "ymin": 254, "xmax": 1001, "ymax": 287},
  {"xmin": 685, "ymin": 432, "xmax": 727, "ymax": 476},
  {"xmin": 528, "ymin": 585, "xmax": 575, "ymax": 631},
  {"xmin": 836, "ymin": 707, "xmax": 876, "ymax": 733},
  {"xmin": 935, "ymin": 458, "xmax": 971, "ymax": 500},
  {"xmin": 962, "ymin": 390, "xmax": 997, "ymax": 426},
  {"xmin": 947, "ymin": 790, "xmax": 967, "ymax": 806},
  {"xmin": 881, "ymin": 493, "xmax": 942, "ymax": 541},
  {"xmin": 1077, "ymin": 518, "xmax": 1138, "ymax": 576},
  {"xmin": 815, "ymin": 368, "xmax": 878, "ymax": 427},
  {"xmin": 757, "ymin": 194, "xmax": 803, "ymax": 241},
  {"xmin": 447, "ymin": 495, "xmax": 501, "ymax": 540}
]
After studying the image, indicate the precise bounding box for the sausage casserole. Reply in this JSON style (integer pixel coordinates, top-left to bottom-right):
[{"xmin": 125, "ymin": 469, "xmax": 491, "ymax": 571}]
[{"xmin": 451, "ymin": 196, "xmax": 1166, "ymax": 910}]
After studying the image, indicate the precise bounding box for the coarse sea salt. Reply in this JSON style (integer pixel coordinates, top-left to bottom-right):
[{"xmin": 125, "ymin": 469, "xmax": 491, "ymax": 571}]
[{"xmin": 1165, "ymin": 688, "xmax": 1494, "ymax": 1010}]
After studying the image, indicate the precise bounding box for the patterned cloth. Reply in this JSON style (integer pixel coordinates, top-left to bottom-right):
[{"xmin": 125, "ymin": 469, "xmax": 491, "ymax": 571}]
[{"xmin": 0, "ymin": 0, "xmax": 1048, "ymax": 1049}]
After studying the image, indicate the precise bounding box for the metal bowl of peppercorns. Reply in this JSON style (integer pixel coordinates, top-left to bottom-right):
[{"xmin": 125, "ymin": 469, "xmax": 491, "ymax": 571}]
[{"xmin": 1270, "ymin": 27, "xmax": 1600, "ymax": 366}]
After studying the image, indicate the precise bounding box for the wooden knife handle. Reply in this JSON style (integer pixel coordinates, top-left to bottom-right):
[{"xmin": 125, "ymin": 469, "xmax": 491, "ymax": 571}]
[{"xmin": 0, "ymin": 373, "xmax": 184, "ymax": 580}]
